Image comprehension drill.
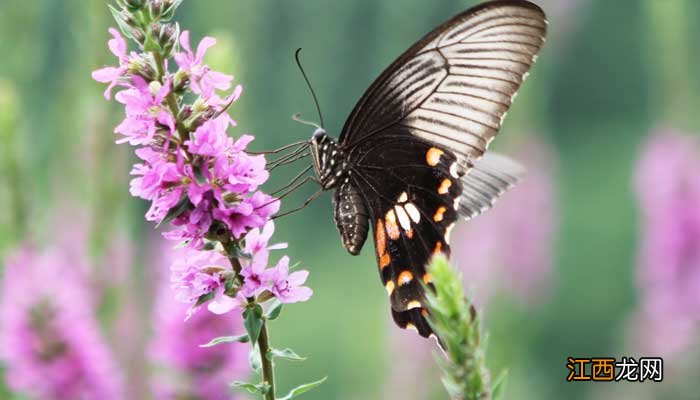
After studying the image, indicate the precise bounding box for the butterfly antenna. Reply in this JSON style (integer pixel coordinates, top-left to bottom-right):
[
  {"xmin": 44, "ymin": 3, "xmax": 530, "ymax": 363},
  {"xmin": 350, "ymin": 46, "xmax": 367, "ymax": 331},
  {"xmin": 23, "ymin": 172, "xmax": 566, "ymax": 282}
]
[{"xmin": 295, "ymin": 48, "xmax": 325, "ymax": 129}]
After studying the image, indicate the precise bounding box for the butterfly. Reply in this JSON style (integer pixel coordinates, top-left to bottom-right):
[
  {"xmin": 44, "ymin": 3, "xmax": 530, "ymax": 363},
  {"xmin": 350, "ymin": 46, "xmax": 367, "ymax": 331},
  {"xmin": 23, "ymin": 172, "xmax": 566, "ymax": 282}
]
[{"xmin": 297, "ymin": 0, "xmax": 547, "ymax": 340}]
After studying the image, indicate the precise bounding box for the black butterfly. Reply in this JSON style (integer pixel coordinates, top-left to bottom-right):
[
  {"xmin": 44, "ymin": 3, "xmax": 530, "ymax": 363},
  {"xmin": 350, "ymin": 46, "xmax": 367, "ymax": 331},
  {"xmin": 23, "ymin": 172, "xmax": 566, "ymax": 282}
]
[{"xmin": 292, "ymin": 0, "xmax": 547, "ymax": 340}]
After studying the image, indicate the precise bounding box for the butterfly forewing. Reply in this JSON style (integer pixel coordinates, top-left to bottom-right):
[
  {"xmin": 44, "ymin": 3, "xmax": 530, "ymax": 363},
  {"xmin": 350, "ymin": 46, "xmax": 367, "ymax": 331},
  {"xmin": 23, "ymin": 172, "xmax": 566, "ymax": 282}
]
[
  {"xmin": 329, "ymin": 0, "xmax": 546, "ymax": 340},
  {"xmin": 341, "ymin": 0, "xmax": 546, "ymax": 173}
]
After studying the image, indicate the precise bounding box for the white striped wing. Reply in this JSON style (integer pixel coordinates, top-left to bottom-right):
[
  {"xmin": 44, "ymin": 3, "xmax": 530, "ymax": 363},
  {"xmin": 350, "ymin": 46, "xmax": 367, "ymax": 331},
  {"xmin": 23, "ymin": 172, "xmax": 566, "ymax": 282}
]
[{"xmin": 340, "ymin": 0, "xmax": 547, "ymax": 173}]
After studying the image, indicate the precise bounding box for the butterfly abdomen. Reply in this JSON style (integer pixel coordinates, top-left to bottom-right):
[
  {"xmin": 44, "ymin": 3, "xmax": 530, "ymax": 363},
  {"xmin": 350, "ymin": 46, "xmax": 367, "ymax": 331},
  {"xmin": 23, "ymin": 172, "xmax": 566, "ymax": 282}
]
[{"xmin": 333, "ymin": 183, "xmax": 369, "ymax": 255}]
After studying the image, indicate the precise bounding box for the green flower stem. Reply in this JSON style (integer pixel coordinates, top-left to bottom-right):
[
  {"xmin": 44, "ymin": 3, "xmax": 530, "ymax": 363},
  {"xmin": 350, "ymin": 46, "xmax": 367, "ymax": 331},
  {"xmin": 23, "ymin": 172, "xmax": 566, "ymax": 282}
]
[
  {"xmin": 151, "ymin": 50, "xmax": 189, "ymax": 142},
  {"xmin": 225, "ymin": 243, "xmax": 276, "ymax": 400},
  {"xmin": 257, "ymin": 322, "xmax": 276, "ymax": 399}
]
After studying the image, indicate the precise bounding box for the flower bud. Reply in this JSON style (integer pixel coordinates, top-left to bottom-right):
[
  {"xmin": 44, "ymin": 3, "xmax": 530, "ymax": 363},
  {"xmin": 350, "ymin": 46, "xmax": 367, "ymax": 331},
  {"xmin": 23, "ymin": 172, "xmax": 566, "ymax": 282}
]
[
  {"xmin": 126, "ymin": 0, "xmax": 145, "ymax": 8},
  {"xmin": 179, "ymin": 105, "xmax": 193, "ymax": 121},
  {"xmin": 222, "ymin": 192, "xmax": 242, "ymax": 207},
  {"xmin": 157, "ymin": 23, "xmax": 179, "ymax": 58},
  {"xmin": 127, "ymin": 57, "xmax": 157, "ymax": 81},
  {"xmin": 161, "ymin": 0, "xmax": 184, "ymax": 21},
  {"xmin": 117, "ymin": 9, "xmax": 140, "ymax": 29},
  {"xmin": 117, "ymin": 0, "xmax": 145, "ymax": 10},
  {"xmin": 172, "ymin": 69, "xmax": 190, "ymax": 93},
  {"xmin": 148, "ymin": 80, "xmax": 163, "ymax": 96},
  {"xmin": 148, "ymin": 0, "xmax": 164, "ymax": 19},
  {"xmin": 131, "ymin": 28, "xmax": 146, "ymax": 45}
]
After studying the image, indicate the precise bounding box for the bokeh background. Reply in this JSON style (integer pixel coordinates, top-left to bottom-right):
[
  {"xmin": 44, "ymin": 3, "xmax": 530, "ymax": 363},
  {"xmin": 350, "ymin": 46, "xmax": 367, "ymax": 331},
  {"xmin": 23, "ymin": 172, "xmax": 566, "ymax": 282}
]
[{"xmin": 1, "ymin": 0, "xmax": 699, "ymax": 399}]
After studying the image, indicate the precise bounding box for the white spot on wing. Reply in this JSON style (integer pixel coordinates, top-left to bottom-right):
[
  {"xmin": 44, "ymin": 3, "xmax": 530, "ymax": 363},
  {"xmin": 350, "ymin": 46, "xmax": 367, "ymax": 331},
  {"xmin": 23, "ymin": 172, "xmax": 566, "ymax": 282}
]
[
  {"xmin": 397, "ymin": 192, "xmax": 408, "ymax": 203},
  {"xmin": 404, "ymin": 203, "xmax": 421, "ymax": 223},
  {"xmin": 444, "ymin": 223, "xmax": 456, "ymax": 245},
  {"xmin": 394, "ymin": 205, "xmax": 412, "ymax": 231}
]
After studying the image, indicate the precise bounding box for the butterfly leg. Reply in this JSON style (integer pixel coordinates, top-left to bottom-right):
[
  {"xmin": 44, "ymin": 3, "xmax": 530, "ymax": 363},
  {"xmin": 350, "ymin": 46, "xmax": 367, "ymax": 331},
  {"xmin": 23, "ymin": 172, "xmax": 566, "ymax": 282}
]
[
  {"xmin": 270, "ymin": 165, "xmax": 313, "ymax": 196},
  {"xmin": 272, "ymin": 188, "xmax": 323, "ymax": 220}
]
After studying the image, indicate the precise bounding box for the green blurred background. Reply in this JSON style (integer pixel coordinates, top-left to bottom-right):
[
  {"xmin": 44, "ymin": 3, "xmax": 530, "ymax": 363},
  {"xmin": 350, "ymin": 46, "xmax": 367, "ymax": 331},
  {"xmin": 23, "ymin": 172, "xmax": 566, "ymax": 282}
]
[{"xmin": 1, "ymin": 0, "xmax": 699, "ymax": 399}]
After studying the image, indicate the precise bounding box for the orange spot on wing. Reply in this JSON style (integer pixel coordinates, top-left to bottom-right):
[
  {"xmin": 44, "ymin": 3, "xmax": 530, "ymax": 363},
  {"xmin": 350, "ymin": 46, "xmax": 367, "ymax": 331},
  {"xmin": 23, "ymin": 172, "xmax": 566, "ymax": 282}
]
[
  {"xmin": 423, "ymin": 273, "xmax": 432, "ymax": 284},
  {"xmin": 375, "ymin": 219, "xmax": 386, "ymax": 256},
  {"xmin": 380, "ymin": 253, "xmax": 391, "ymax": 270},
  {"xmin": 407, "ymin": 300, "xmax": 422, "ymax": 310},
  {"xmin": 385, "ymin": 280, "xmax": 395, "ymax": 295},
  {"xmin": 385, "ymin": 209, "xmax": 400, "ymax": 240},
  {"xmin": 376, "ymin": 219, "xmax": 391, "ymax": 269},
  {"xmin": 426, "ymin": 147, "xmax": 444, "ymax": 166},
  {"xmin": 421, "ymin": 308, "xmax": 429, "ymax": 317},
  {"xmin": 405, "ymin": 229, "xmax": 414, "ymax": 239},
  {"xmin": 433, "ymin": 206, "xmax": 447, "ymax": 222},
  {"xmin": 438, "ymin": 178, "xmax": 452, "ymax": 195},
  {"xmin": 434, "ymin": 241, "xmax": 443, "ymax": 255},
  {"xmin": 398, "ymin": 270, "xmax": 413, "ymax": 286}
]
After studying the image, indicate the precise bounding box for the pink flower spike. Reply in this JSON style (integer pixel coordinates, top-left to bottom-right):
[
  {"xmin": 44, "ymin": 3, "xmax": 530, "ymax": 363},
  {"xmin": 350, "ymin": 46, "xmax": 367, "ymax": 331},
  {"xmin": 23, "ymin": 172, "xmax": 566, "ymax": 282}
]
[{"xmin": 269, "ymin": 256, "xmax": 313, "ymax": 304}]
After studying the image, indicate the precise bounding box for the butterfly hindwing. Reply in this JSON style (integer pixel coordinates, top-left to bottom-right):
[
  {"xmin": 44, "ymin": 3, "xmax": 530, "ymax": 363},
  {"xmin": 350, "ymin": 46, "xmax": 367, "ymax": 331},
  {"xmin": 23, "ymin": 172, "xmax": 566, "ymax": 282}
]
[{"xmin": 348, "ymin": 134, "xmax": 461, "ymax": 337}]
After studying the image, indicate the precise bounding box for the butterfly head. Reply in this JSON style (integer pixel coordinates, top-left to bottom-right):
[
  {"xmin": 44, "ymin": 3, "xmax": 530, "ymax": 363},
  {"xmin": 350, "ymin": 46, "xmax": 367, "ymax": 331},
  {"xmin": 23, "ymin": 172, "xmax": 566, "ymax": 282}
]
[{"xmin": 310, "ymin": 128, "xmax": 347, "ymax": 190}]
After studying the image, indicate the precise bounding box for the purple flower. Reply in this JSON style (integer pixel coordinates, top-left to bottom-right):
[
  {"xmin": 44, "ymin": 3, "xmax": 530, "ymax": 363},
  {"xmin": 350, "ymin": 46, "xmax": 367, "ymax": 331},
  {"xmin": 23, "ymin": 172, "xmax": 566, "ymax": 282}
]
[
  {"xmin": 174, "ymin": 31, "xmax": 233, "ymax": 100},
  {"xmin": 114, "ymin": 77, "xmax": 173, "ymax": 146},
  {"xmin": 631, "ymin": 130, "xmax": 700, "ymax": 359},
  {"xmin": 268, "ymin": 256, "xmax": 313, "ymax": 304},
  {"xmin": 214, "ymin": 191, "xmax": 280, "ymax": 239},
  {"xmin": 170, "ymin": 248, "xmax": 242, "ymax": 318},
  {"xmin": 244, "ymin": 221, "xmax": 288, "ymax": 266},
  {"xmin": 151, "ymin": 241, "xmax": 248, "ymax": 400},
  {"xmin": 239, "ymin": 259, "xmax": 272, "ymax": 298},
  {"xmin": 226, "ymin": 151, "xmax": 270, "ymax": 193},
  {"xmin": 92, "ymin": 28, "xmax": 129, "ymax": 99},
  {"xmin": 0, "ymin": 246, "xmax": 124, "ymax": 400},
  {"xmin": 186, "ymin": 114, "xmax": 235, "ymax": 157}
]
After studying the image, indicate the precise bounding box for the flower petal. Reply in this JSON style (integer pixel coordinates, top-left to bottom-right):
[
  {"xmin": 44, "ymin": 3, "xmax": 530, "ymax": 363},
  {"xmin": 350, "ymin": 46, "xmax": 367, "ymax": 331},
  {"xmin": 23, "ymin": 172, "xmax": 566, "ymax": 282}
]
[{"xmin": 195, "ymin": 37, "xmax": 217, "ymax": 64}]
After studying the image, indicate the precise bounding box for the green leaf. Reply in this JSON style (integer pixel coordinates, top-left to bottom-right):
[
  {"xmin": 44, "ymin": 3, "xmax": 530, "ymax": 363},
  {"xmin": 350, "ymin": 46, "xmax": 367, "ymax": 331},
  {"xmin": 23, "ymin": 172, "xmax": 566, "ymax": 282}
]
[
  {"xmin": 243, "ymin": 304, "xmax": 264, "ymax": 345},
  {"xmin": 195, "ymin": 291, "xmax": 215, "ymax": 307},
  {"xmin": 265, "ymin": 300, "xmax": 283, "ymax": 320},
  {"xmin": 200, "ymin": 334, "xmax": 249, "ymax": 348},
  {"xmin": 156, "ymin": 195, "xmax": 190, "ymax": 228},
  {"xmin": 269, "ymin": 348, "xmax": 306, "ymax": 362},
  {"xmin": 491, "ymin": 370, "xmax": 509, "ymax": 400},
  {"xmin": 278, "ymin": 377, "xmax": 327, "ymax": 400},
  {"xmin": 161, "ymin": 0, "xmax": 185, "ymax": 20},
  {"xmin": 108, "ymin": 5, "xmax": 135, "ymax": 39},
  {"xmin": 248, "ymin": 347, "xmax": 262, "ymax": 373},
  {"xmin": 231, "ymin": 381, "xmax": 267, "ymax": 395}
]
